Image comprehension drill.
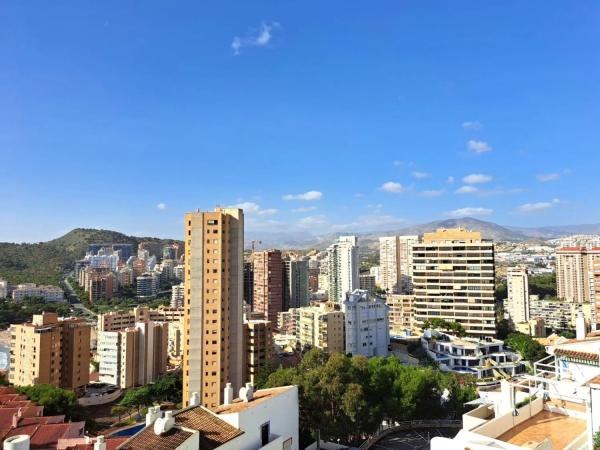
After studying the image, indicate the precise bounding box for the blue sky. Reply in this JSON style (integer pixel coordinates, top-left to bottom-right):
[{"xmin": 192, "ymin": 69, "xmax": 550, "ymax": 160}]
[{"xmin": 1, "ymin": 1, "xmax": 599, "ymax": 242}]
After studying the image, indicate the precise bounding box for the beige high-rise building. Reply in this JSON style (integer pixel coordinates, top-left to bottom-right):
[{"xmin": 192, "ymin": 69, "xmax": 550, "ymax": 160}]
[
  {"xmin": 398, "ymin": 235, "xmax": 419, "ymax": 293},
  {"xmin": 297, "ymin": 302, "xmax": 345, "ymax": 353},
  {"xmin": 182, "ymin": 208, "xmax": 244, "ymax": 409},
  {"xmin": 412, "ymin": 228, "xmax": 496, "ymax": 336},
  {"xmin": 506, "ymin": 266, "xmax": 530, "ymax": 327},
  {"xmin": 10, "ymin": 312, "xmax": 91, "ymax": 392},
  {"xmin": 242, "ymin": 318, "xmax": 273, "ymax": 384},
  {"xmin": 253, "ymin": 250, "xmax": 283, "ymax": 323},
  {"xmin": 556, "ymin": 248, "xmax": 600, "ymax": 303}
]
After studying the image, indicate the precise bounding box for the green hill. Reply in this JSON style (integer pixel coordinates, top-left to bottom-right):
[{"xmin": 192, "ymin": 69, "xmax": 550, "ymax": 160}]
[{"xmin": 0, "ymin": 228, "xmax": 182, "ymax": 285}]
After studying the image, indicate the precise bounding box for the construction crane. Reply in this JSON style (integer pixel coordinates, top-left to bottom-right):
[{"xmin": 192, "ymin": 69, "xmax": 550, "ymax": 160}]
[{"xmin": 251, "ymin": 240, "xmax": 262, "ymax": 253}]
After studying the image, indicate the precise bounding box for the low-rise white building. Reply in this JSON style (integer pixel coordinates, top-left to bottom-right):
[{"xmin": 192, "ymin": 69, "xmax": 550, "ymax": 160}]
[
  {"xmin": 342, "ymin": 289, "xmax": 389, "ymax": 357},
  {"xmin": 11, "ymin": 283, "xmax": 64, "ymax": 302},
  {"xmin": 421, "ymin": 330, "xmax": 524, "ymax": 379},
  {"xmin": 118, "ymin": 384, "xmax": 299, "ymax": 450},
  {"xmin": 431, "ymin": 331, "xmax": 600, "ymax": 450}
]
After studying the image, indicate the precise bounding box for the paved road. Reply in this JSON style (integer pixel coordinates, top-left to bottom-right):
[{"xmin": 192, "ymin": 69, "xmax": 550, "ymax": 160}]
[{"xmin": 63, "ymin": 273, "xmax": 97, "ymax": 318}]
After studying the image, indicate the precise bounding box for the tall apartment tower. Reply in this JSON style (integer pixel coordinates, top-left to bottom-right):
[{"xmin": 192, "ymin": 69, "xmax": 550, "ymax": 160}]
[
  {"xmin": 506, "ymin": 267, "xmax": 530, "ymax": 327},
  {"xmin": 412, "ymin": 228, "xmax": 496, "ymax": 336},
  {"xmin": 182, "ymin": 208, "xmax": 244, "ymax": 409},
  {"xmin": 253, "ymin": 250, "xmax": 284, "ymax": 323},
  {"xmin": 283, "ymin": 259, "xmax": 310, "ymax": 310},
  {"xmin": 594, "ymin": 259, "xmax": 600, "ymax": 330},
  {"xmin": 379, "ymin": 237, "xmax": 400, "ymax": 294},
  {"xmin": 243, "ymin": 261, "xmax": 254, "ymax": 308},
  {"xmin": 327, "ymin": 236, "xmax": 359, "ymax": 303},
  {"xmin": 556, "ymin": 248, "xmax": 600, "ymax": 303},
  {"xmin": 398, "ymin": 235, "xmax": 419, "ymax": 293}
]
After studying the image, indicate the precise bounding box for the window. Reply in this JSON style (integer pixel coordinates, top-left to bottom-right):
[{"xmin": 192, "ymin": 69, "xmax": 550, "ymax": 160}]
[{"xmin": 260, "ymin": 422, "xmax": 270, "ymax": 446}]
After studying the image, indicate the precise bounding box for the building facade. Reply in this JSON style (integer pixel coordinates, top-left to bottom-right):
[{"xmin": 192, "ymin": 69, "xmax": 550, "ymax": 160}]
[
  {"xmin": 243, "ymin": 318, "xmax": 273, "ymax": 384},
  {"xmin": 283, "ymin": 259, "xmax": 309, "ymax": 310},
  {"xmin": 296, "ymin": 302, "xmax": 345, "ymax": 353},
  {"xmin": 506, "ymin": 266, "xmax": 530, "ymax": 327},
  {"xmin": 10, "ymin": 312, "xmax": 91, "ymax": 392},
  {"xmin": 182, "ymin": 208, "xmax": 244, "ymax": 409},
  {"xmin": 252, "ymin": 250, "xmax": 283, "ymax": 323},
  {"xmin": 412, "ymin": 228, "xmax": 496, "ymax": 336},
  {"xmin": 386, "ymin": 294, "xmax": 415, "ymax": 336},
  {"xmin": 327, "ymin": 236, "xmax": 359, "ymax": 303},
  {"xmin": 342, "ymin": 289, "xmax": 389, "ymax": 357}
]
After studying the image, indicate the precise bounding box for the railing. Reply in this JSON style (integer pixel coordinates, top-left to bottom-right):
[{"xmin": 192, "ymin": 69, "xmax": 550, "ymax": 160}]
[{"xmin": 359, "ymin": 420, "xmax": 462, "ymax": 449}]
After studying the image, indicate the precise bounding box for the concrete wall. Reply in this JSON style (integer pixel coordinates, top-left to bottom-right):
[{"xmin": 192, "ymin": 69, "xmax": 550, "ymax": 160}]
[
  {"xmin": 473, "ymin": 397, "xmax": 543, "ymax": 439},
  {"xmin": 219, "ymin": 387, "xmax": 299, "ymax": 450}
]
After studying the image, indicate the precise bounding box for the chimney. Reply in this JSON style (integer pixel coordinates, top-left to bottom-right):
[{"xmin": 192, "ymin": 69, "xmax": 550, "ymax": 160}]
[
  {"xmin": 240, "ymin": 382, "xmax": 254, "ymax": 402},
  {"xmin": 224, "ymin": 382, "xmax": 234, "ymax": 405},
  {"xmin": 146, "ymin": 406, "xmax": 161, "ymax": 427},
  {"xmin": 3, "ymin": 435, "xmax": 30, "ymax": 450},
  {"xmin": 93, "ymin": 436, "xmax": 106, "ymax": 450},
  {"xmin": 576, "ymin": 312, "xmax": 586, "ymax": 341},
  {"xmin": 153, "ymin": 411, "xmax": 176, "ymax": 435},
  {"xmin": 189, "ymin": 392, "xmax": 200, "ymax": 407},
  {"xmin": 12, "ymin": 412, "xmax": 19, "ymax": 429}
]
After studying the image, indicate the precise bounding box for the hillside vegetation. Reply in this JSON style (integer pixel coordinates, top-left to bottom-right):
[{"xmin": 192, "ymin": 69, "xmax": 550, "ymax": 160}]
[{"xmin": 0, "ymin": 228, "xmax": 182, "ymax": 285}]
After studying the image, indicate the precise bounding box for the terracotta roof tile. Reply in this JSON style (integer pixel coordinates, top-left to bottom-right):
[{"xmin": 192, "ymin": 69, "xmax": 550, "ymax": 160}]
[
  {"xmin": 555, "ymin": 348, "xmax": 600, "ymax": 362},
  {"xmin": 118, "ymin": 406, "xmax": 243, "ymax": 450}
]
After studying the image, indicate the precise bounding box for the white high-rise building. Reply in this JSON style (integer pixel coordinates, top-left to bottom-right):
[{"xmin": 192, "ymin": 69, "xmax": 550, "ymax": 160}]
[
  {"xmin": 398, "ymin": 235, "xmax": 419, "ymax": 293},
  {"xmin": 342, "ymin": 289, "xmax": 389, "ymax": 357},
  {"xmin": 378, "ymin": 235, "xmax": 419, "ymax": 295},
  {"xmin": 506, "ymin": 266, "xmax": 529, "ymax": 327},
  {"xmin": 327, "ymin": 236, "xmax": 359, "ymax": 303}
]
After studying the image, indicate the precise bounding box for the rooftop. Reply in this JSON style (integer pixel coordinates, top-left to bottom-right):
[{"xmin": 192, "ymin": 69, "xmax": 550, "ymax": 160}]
[
  {"xmin": 118, "ymin": 405, "xmax": 243, "ymax": 450},
  {"xmin": 496, "ymin": 410, "xmax": 586, "ymax": 449},
  {"xmin": 214, "ymin": 385, "xmax": 294, "ymax": 415}
]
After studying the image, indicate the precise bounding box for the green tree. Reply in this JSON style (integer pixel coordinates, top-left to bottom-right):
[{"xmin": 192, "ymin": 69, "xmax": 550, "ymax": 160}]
[
  {"xmin": 505, "ymin": 332, "xmax": 546, "ymax": 362},
  {"xmin": 16, "ymin": 384, "xmax": 84, "ymax": 420},
  {"xmin": 150, "ymin": 373, "xmax": 182, "ymax": 403},
  {"xmin": 111, "ymin": 405, "xmax": 129, "ymax": 422},
  {"xmin": 119, "ymin": 386, "xmax": 153, "ymax": 413}
]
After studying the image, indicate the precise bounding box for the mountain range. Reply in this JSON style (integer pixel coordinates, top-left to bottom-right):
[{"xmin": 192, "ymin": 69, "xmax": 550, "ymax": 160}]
[{"xmin": 2, "ymin": 219, "xmax": 600, "ymax": 285}]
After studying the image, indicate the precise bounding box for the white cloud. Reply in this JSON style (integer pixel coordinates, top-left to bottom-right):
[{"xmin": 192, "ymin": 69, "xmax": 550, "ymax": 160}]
[
  {"xmin": 455, "ymin": 185, "xmax": 478, "ymax": 194},
  {"xmin": 228, "ymin": 201, "xmax": 277, "ymax": 216},
  {"xmin": 463, "ymin": 173, "xmax": 492, "ymax": 184},
  {"xmin": 380, "ymin": 181, "xmax": 405, "ymax": 193},
  {"xmin": 156, "ymin": 203, "xmax": 166, "ymax": 210},
  {"xmin": 462, "ymin": 121, "xmax": 483, "ymax": 131},
  {"xmin": 393, "ymin": 160, "xmax": 413, "ymax": 167},
  {"xmin": 367, "ymin": 203, "xmax": 384, "ymax": 209},
  {"xmin": 420, "ymin": 189, "xmax": 445, "ymax": 198},
  {"xmin": 446, "ymin": 207, "xmax": 493, "ymax": 218},
  {"xmin": 282, "ymin": 190, "xmax": 323, "ymax": 201},
  {"xmin": 291, "ymin": 206, "xmax": 317, "ymax": 213},
  {"xmin": 516, "ymin": 198, "xmax": 560, "ymax": 213},
  {"xmin": 467, "ymin": 140, "xmax": 492, "ymax": 154},
  {"xmin": 411, "ymin": 171, "xmax": 430, "ymax": 179},
  {"xmin": 231, "ymin": 22, "xmax": 279, "ymax": 55},
  {"xmin": 536, "ymin": 173, "xmax": 560, "ymax": 182},
  {"xmin": 447, "ymin": 176, "xmax": 455, "ymax": 183}
]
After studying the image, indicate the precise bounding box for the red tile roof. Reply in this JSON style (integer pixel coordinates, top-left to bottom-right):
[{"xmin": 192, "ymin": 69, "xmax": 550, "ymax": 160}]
[{"xmin": 118, "ymin": 406, "xmax": 243, "ymax": 450}]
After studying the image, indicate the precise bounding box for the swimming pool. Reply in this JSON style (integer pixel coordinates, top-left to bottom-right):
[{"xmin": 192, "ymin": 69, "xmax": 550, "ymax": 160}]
[{"xmin": 110, "ymin": 424, "xmax": 145, "ymax": 437}]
